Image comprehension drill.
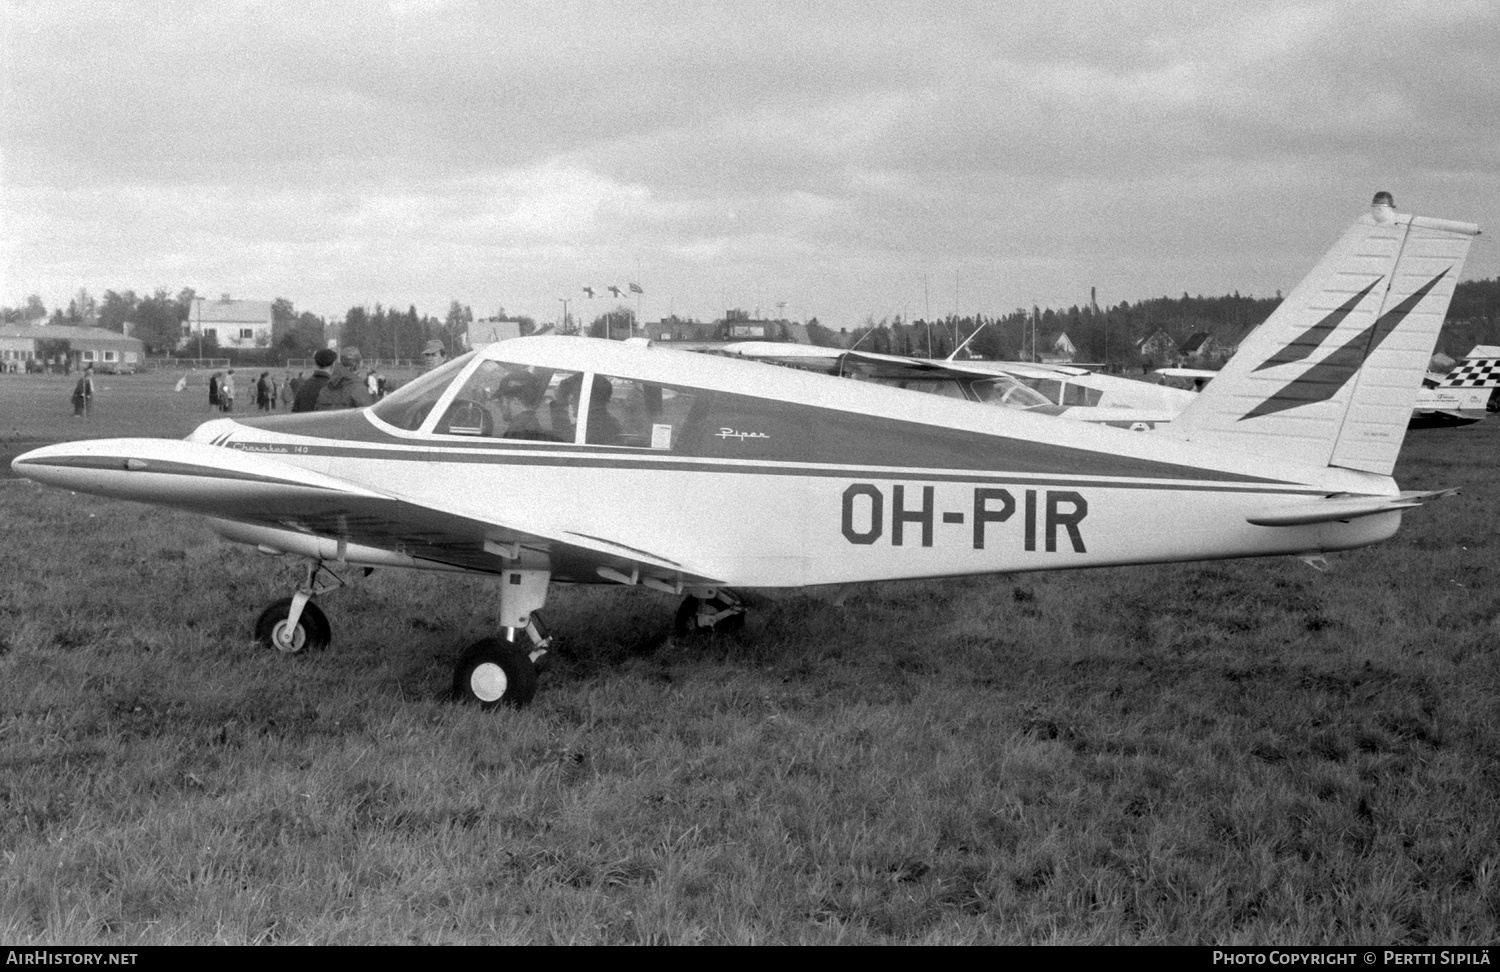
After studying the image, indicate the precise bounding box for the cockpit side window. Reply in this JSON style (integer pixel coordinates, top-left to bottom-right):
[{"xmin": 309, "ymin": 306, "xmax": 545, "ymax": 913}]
[{"xmin": 433, "ymin": 360, "xmax": 579, "ymax": 442}]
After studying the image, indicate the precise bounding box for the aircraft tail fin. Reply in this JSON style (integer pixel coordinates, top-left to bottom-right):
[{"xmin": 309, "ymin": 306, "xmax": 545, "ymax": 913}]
[{"xmin": 1165, "ymin": 193, "xmax": 1480, "ymax": 475}]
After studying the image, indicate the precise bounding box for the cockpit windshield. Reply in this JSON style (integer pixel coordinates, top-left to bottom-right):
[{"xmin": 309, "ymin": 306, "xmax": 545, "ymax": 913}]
[
  {"xmin": 369, "ymin": 351, "xmax": 475, "ymax": 431},
  {"xmin": 968, "ymin": 376, "xmax": 1053, "ymax": 410}
]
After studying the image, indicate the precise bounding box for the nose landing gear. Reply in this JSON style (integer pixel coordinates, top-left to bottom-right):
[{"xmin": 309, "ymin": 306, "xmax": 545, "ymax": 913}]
[{"xmin": 252, "ymin": 561, "xmax": 350, "ymax": 654}]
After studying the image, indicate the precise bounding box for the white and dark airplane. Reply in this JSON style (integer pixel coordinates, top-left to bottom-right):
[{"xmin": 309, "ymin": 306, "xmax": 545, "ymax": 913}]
[{"xmin": 11, "ymin": 193, "xmax": 1480, "ymax": 708}]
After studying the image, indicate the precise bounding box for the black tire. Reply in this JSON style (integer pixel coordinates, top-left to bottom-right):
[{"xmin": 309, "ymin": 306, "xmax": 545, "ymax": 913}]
[
  {"xmin": 453, "ymin": 637, "xmax": 538, "ymax": 709},
  {"xmin": 673, "ymin": 595, "xmax": 747, "ymax": 638},
  {"xmin": 253, "ymin": 597, "xmax": 331, "ymax": 654}
]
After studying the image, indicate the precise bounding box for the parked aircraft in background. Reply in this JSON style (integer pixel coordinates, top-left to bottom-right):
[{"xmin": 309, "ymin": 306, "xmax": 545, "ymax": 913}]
[
  {"xmin": 720, "ymin": 344, "xmax": 1188, "ymax": 430},
  {"xmin": 728, "ymin": 337, "xmax": 1500, "ymax": 433},
  {"xmin": 1153, "ymin": 347, "xmax": 1500, "ymax": 429},
  {"xmin": 1409, "ymin": 347, "xmax": 1500, "ymax": 427},
  {"xmin": 11, "ymin": 194, "xmax": 1481, "ymax": 709}
]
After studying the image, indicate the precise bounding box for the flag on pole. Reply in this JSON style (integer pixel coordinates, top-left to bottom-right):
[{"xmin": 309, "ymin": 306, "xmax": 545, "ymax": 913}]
[{"xmin": 629, "ymin": 282, "xmax": 643, "ymax": 294}]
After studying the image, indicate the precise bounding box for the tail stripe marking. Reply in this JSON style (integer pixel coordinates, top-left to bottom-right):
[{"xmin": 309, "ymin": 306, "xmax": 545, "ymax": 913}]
[
  {"xmin": 1250, "ymin": 277, "xmax": 1384, "ymax": 373},
  {"xmin": 1240, "ymin": 268, "xmax": 1450, "ymax": 421}
]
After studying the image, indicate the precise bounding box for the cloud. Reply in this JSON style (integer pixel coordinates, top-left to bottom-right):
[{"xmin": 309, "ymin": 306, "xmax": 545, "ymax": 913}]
[{"xmin": 4, "ymin": 0, "xmax": 1498, "ymax": 325}]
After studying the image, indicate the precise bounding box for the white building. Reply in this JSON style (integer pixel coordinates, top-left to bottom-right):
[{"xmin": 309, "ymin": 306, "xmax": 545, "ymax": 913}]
[{"xmin": 183, "ymin": 295, "xmax": 274, "ymax": 350}]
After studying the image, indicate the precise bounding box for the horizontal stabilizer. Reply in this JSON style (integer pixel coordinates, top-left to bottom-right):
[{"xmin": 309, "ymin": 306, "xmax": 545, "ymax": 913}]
[{"xmin": 1247, "ymin": 488, "xmax": 1458, "ymax": 527}]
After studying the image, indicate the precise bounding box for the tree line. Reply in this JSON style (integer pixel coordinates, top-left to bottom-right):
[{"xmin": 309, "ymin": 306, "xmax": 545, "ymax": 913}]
[
  {"xmin": 6, "ymin": 278, "xmax": 1500, "ymax": 365},
  {"xmin": 807, "ymin": 278, "xmax": 1500, "ymax": 366}
]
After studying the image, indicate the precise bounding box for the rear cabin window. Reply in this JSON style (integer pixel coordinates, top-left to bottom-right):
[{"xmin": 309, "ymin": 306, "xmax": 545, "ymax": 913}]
[
  {"xmin": 1061, "ymin": 383, "xmax": 1103, "ymax": 407},
  {"xmin": 583, "ymin": 375, "xmax": 698, "ymax": 449}
]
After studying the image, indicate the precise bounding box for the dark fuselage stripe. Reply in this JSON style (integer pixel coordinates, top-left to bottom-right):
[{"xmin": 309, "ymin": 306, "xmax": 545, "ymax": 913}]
[{"xmin": 223, "ymin": 442, "xmax": 1324, "ymax": 497}]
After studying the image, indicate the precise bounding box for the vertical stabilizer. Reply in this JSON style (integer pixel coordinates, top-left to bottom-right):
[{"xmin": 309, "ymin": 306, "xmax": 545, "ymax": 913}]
[{"xmin": 1166, "ymin": 194, "xmax": 1480, "ymax": 474}]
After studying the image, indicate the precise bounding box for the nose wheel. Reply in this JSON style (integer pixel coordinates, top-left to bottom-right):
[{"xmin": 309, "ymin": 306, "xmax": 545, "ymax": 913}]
[{"xmin": 253, "ymin": 596, "xmax": 331, "ymax": 654}]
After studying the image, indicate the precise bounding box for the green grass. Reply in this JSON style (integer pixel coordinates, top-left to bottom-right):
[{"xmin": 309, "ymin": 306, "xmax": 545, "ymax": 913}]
[{"xmin": 2, "ymin": 382, "xmax": 1499, "ymax": 943}]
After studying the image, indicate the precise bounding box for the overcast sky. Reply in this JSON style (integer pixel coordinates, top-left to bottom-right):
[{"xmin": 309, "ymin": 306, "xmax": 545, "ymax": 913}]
[{"xmin": 3, "ymin": 0, "xmax": 1497, "ymax": 330}]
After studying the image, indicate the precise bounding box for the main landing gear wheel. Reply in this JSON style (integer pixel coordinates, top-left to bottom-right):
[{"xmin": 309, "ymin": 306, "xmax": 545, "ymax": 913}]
[
  {"xmin": 253, "ymin": 597, "xmax": 331, "ymax": 654},
  {"xmin": 674, "ymin": 592, "xmax": 746, "ymax": 637},
  {"xmin": 453, "ymin": 637, "xmax": 538, "ymax": 710}
]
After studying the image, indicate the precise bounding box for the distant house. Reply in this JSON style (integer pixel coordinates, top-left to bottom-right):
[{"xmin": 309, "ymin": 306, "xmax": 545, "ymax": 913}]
[
  {"xmin": 1136, "ymin": 328, "xmax": 1179, "ymax": 367},
  {"xmin": 1035, "ymin": 331, "xmax": 1076, "ymax": 364},
  {"xmin": 184, "ymin": 295, "xmax": 273, "ymax": 350},
  {"xmin": 0, "ymin": 324, "xmax": 145, "ymax": 373},
  {"xmin": 1180, "ymin": 331, "xmax": 1233, "ymax": 364}
]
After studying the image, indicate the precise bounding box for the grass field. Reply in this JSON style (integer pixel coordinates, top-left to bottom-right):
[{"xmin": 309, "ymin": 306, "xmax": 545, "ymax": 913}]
[{"xmin": 2, "ymin": 371, "xmax": 1499, "ymax": 944}]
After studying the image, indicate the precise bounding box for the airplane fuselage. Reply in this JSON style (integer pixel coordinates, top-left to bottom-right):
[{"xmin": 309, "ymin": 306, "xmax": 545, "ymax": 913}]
[{"xmin": 16, "ymin": 338, "xmax": 1402, "ymax": 591}]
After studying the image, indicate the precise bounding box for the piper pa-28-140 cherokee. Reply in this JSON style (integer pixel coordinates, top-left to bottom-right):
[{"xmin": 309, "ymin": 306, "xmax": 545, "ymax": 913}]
[{"xmin": 11, "ymin": 193, "xmax": 1481, "ymax": 708}]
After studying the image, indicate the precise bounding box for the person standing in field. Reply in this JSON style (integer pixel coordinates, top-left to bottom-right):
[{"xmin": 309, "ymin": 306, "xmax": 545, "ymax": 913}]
[
  {"xmin": 316, "ymin": 347, "xmax": 374, "ymax": 411},
  {"xmin": 209, "ymin": 372, "xmax": 221, "ymax": 411},
  {"xmin": 256, "ymin": 371, "xmax": 273, "ymax": 412},
  {"xmin": 292, "ymin": 349, "xmax": 337, "ymax": 412},
  {"xmin": 70, "ymin": 366, "xmax": 94, "ymax": 418},
  {"xmin": 280, "ymin": 373, "xmax": 296, "ymax": 409},
  {"xmin": 221, "ymin": 369, "xmax": 236, "ymax": 412}
]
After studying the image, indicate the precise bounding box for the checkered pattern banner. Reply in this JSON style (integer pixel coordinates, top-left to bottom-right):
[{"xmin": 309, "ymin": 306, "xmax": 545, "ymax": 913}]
[{"xmin": 1442, "ymin": 359, "xmax": 1500, "ymax": 388}]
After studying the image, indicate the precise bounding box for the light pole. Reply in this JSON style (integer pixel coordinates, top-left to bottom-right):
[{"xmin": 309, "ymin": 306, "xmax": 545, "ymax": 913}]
[{"xmin": 558, "ymin": 298, "xmax": 570, "ymax": 334}]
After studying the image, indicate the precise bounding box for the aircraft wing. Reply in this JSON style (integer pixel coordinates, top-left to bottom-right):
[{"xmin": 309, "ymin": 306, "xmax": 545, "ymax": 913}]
[
  {"xmin": 940, "ymin": 359, "xmax": 1092, "ymax": 380},
  {"xmin": 716, "ymin": 343, "xmax": 843, "ymax": 372},
  {"xmin": 1155, "ymin": 367, "xmax": 1219, "ymax": 380},
  {"xmin": 712, "ymin": 343, "xmax": 1095, "ymax": 386},
  {"xmin": 1245, "ymin": 489, "xmax": 1458, "ymax": 527},
  {"xmin": 13, "ymin": 438, "xmax": 725, "ymax": 589}
]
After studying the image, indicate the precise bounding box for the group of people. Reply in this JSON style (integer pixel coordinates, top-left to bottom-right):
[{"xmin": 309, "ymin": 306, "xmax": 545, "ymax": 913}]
[
  {"xmin": 291, "ymin": 347, "xmax": 374, "ymax": 411},
  {"xmin": 65, "ymin": 344, "xmax": 431, "ymax": 420},
  {"xmin": 197, "ymin": 347, "xmax": 382, "ymax": 414},
  {"xmin": 205, "ymin": 369, "xmax": 297, "ymax": 412}
]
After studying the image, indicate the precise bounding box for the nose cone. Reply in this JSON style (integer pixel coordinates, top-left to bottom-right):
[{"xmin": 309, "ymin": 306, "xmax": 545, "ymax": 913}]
[{"xmin": 10, "ymin": 440, "xmax": 140, "ymax": 492}]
